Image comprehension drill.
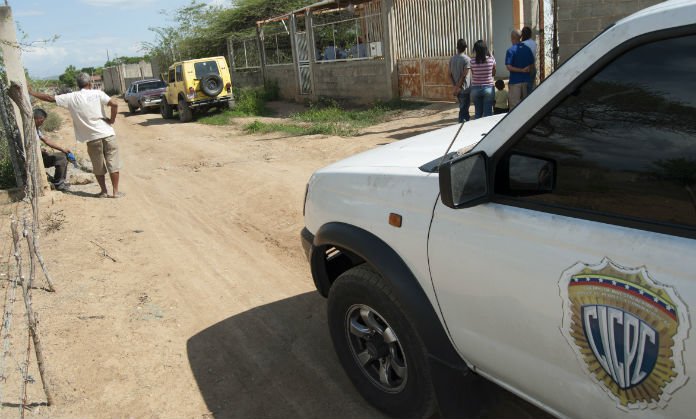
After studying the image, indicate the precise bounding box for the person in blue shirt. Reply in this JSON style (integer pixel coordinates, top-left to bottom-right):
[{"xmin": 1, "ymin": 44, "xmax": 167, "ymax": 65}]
[
  {"xmin": 324, "ymin": 41, "xmax": 337, "ymax": 60},
  {"xmin": 505, "ymin": 29, "xmax": 535, "ymax": 109}
]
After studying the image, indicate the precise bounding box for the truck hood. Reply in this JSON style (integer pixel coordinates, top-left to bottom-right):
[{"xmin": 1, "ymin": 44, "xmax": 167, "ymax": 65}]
[{"xmin": 323, "ymin": 115, "xmax": 505, "ymax": 171}]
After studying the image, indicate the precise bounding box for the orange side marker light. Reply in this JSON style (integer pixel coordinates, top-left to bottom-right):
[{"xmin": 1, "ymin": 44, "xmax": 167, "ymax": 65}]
[{"xmin": 389, "ymin": 213, "xmax": 402, "ymax": 228}]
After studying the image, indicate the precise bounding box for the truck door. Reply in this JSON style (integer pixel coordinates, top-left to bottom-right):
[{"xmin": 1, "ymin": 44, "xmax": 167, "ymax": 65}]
[
  {"xmin": 429, "ymin": 32, "xmax": 696, "ymax": 418},
  {"xmin": 166, "ymin": 67, "xmax": 177, "ymax": 105}
]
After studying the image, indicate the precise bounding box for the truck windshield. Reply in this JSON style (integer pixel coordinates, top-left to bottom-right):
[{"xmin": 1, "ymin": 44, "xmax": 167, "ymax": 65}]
[{"xmin": 194, "ymin": 61, "xmax": 220, "ymax": 79}]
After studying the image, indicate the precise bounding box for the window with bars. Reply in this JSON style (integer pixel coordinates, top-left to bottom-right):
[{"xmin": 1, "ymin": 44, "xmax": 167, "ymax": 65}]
[{"xmin": 311, "ymin": 1, "xmax": 384, "ymax": 62}]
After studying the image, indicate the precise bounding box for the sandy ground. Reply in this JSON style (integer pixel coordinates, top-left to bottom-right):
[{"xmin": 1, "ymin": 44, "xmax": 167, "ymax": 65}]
[{"xmin": 0, "ymin": 99, "xmax": 550, "ymax": 418}]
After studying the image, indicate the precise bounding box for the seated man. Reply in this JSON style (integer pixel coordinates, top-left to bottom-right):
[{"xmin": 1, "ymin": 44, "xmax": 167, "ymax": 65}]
[{"xmin": 34, "ymin": 108, "xmax": 72, "ymax": 191}]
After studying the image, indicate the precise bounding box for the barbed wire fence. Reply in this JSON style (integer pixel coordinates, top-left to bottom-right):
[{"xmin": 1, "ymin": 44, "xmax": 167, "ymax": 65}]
[{"xmin": 0, "ymin": 78, "xmax": 56, "ymax": 417}]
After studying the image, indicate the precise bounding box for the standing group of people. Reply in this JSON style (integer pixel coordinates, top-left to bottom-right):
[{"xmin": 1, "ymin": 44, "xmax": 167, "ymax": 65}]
[
  {"xmin": 316, "ymin": 37, "xmax": 368, "ymax": 61},
  {"xmin": 449, "ymin": 26, "xmax": 536, "ymax": 123}
]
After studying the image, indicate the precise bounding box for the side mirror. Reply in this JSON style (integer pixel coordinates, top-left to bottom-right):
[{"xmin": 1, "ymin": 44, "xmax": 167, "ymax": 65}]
[
  {"xmin": 439, "ymin": 152, "xmax": 489, "ymax": 209},
  {"xmin": 507, "ymin": 153, "xmax": 556, "ymax": 194}
]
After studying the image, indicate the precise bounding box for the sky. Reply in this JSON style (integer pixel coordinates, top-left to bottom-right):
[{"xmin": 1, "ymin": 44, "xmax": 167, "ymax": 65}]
[{"xmin": 10, "ymin": 0, "xmax": 228, "ymax": 79}]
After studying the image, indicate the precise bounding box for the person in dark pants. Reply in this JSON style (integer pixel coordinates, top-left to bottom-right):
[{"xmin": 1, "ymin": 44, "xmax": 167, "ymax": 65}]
[
  {"xmin": 34, "ymin": 108, "xmax": 71, "ymax": 191},
  {"xmin": 449, "ymin": 39, "xmax": 471, "ymax": 123}
]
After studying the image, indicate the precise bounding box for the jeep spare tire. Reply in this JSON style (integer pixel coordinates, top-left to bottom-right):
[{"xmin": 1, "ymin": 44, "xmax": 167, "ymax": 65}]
[{"xmin": 200, "ymin": 74, "xmax": 224, "ymax": 97}]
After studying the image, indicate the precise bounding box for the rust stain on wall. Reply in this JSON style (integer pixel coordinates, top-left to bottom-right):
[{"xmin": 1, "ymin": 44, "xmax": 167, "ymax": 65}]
[
  {"xmin": 399, "ymin": 75, "xmax": 422, "ymax": 98},
  {"xmin": 398, "ymin": 58, "xmax": 452, "ymax": 101},
  {"xmin": 398, "ymin": 60, "xmax": 422, "ymax": 98},
  {"xmin": 423, "ymin": 59, "xmax": 449, "ymax": 85}
]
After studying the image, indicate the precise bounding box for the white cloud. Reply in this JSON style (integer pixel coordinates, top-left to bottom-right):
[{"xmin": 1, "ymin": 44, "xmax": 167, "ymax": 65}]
[{"xmin": 23, "ymin": 37, "xmax": 146, "ymax": 78}]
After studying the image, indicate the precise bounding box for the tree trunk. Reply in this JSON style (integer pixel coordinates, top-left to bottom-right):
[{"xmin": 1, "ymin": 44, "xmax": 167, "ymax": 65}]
[{"xmin": 0, "ymin": 76, "xmax": 26, "ymax": 189}]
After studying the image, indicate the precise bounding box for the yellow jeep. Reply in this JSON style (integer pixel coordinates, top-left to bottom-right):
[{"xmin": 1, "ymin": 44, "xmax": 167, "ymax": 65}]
[{"xmin": 160, "ymin": 56, "xmax": 234, "ymax": 122}]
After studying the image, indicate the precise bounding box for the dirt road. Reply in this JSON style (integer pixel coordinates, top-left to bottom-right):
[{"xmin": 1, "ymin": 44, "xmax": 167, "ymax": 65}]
[{"xmin": 0, "ymin": 100, "xmax": 548, "ymax": 418}]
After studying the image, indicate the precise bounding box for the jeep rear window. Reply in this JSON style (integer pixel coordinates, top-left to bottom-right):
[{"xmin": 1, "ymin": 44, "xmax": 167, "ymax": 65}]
[{"xmin": 194, "ymin": 61, "xmax": 220, "ymax": 79}]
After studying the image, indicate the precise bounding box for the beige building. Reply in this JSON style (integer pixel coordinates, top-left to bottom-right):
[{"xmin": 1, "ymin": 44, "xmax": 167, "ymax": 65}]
[{"xmin": 102, "ymin": 61, "xmax": 155, "ymax": 94}]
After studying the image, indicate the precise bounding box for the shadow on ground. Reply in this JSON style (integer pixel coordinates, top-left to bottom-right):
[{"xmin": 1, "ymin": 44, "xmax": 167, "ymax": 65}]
[
  {"xmin": 137, "ymin": 117, "xmax": 179, "ymax": 127},
  {"xmin": 187, "ymin": 292, "xmax": 553, "ymax": 419},
  {"xmin": 187, "ymin": 292, "xmax": 383, "ymax": 419},
  {"xmin": 358, "ymin": 118, "xmax": 458, "ymax": 140}
]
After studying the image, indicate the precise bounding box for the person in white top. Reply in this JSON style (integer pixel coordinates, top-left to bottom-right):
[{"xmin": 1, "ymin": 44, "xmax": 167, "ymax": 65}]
[
  {"xmin": 30, "ymin": 73, "xmax": 122, "ymax": 198},
  {"xmin": 521, "ymin": 26, "xmax": 537, "ymax": 93}
]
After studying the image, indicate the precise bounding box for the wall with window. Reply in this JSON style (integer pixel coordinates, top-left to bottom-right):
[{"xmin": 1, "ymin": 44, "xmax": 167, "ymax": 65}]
[{"xmin": 556, "ymin": 0, "xmax": 664, "ymax": 63}]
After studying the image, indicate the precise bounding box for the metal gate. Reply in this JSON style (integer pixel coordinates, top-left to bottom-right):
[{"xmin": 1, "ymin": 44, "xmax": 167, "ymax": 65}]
[
  {"xmin": 295, "ymin": 31, "xmax": 312, "ymax": 95},
  {"xmin": 393, "ymin": 0, "xmax": 493, "ymax": 101}
]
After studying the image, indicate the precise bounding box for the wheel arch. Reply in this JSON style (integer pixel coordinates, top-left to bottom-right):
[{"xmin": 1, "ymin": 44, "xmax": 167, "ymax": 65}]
[{"xmin": 311, "ymin": 222, "xmax": 478, "ymax": 416}]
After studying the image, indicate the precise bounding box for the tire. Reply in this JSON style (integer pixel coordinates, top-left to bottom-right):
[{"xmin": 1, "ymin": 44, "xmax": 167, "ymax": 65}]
[
  {"xmin": 200, "ymin": 74, "xmax": 224, "ymax": 97},
  {"xmin": 178, "ymin": 98, "xmax": 193, "ymax": 123},
  {"xmin": 328, "ymin": 265, "xmax": 437, "ymax": 418},
  {"xmin": 160, "ymin": 99, "xmax": 173, "ymax": 119},
  {"xmin": 127, "ymin": 103, "xmax": 136, "ymax": 114}
]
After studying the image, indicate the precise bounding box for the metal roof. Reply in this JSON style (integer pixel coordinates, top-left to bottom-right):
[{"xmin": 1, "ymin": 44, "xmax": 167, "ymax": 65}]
[{"xmin": 257, "ymin": 0, "xmax": 375, "ymax": 26}]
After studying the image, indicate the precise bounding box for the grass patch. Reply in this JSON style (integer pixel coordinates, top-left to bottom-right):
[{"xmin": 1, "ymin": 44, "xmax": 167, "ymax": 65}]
[
  {"xmin": 202, "ymin": 90, "xmax": 429, "ymax": 137},
  {"xmin": 198, "ymin": 110, "xmax": 234, "ymax": 126},
  {"xmin": 243, "ymin": 99, "xmax": 429, "ymax": 137},
  {"xmin": 42, "ymin": 110, "xmax": 62, "ymax": 132},
  {"xmin": 199, "ymin": 83, "xmax": 280, "ymax": 125},
  {"xmin": 244, "ymin": 120, "xmax": 350, "ymax": 136}
]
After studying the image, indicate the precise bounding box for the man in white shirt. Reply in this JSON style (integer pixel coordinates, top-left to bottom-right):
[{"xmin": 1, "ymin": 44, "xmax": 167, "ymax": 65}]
[{"xmin": 29, "ymin": 73, "xmax": 122, "ymax": 198}]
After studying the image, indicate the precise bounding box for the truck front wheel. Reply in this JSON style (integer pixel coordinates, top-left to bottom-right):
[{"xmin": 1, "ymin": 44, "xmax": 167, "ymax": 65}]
[{"xmin": 327, "ymin": 265, "xmax": 437, "ymax": 418}]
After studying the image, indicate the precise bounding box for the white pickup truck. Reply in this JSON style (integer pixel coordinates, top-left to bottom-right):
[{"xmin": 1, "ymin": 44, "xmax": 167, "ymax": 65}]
[{"xmin": 301, "ymin": 1, "xmax": 696, "ymax": 417}]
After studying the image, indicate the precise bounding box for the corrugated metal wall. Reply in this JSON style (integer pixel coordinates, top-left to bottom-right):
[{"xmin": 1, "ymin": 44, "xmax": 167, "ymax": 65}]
[{"xmin": 392, "ymin": 0, "xmax": 493, "ymax": 59}]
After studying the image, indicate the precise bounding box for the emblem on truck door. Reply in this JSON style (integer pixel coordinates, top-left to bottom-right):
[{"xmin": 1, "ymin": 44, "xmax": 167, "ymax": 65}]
[{"xmin": 559, "ymin": 258, "xmax": 690, "ymax": 410}]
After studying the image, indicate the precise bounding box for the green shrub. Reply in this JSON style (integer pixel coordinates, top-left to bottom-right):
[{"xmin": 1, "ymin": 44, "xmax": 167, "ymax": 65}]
[
  {"xmin": 233, "ymin": 87, "xmax": 269, "ymax": 116},
  {"xmin": 261, "ymin": 80, "xmax": 280, "ymax": 101},
  {"xmin": 41, "ymin": 111, "xmax": 62, "ymax": 132},
  {"xmin": 198, "ymin": 110, "xmax": 233, "ymax": 125}
]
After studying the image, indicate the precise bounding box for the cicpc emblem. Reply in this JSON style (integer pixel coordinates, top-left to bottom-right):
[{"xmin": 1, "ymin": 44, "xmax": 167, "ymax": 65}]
[{"xmin": 559, "ymin": 258, "xmax": 690, "ymax": 410}]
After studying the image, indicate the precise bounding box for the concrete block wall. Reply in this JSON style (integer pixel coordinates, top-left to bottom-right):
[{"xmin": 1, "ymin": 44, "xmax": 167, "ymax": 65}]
[
  {"xmin": 232, "ymin": 69, "xmax": 263, "ymax": 89},
  {"xmin": 102, "ymin": 61, "xmax": 155, "ymax": 94},
  {"xmin": 312, "ymin": 60, "xmax": 393, "ymax": 104},
  {"xmin": 265, "ymin": 64, "xmax": 298, "ymax": 100},
  {"xmin": 557, "ymin": 0, "xmax": 664, "ymax": 63},
  {"xmin": 102, "ymin": 66, "xmax": 121, "ymax": 93}
]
